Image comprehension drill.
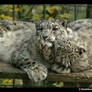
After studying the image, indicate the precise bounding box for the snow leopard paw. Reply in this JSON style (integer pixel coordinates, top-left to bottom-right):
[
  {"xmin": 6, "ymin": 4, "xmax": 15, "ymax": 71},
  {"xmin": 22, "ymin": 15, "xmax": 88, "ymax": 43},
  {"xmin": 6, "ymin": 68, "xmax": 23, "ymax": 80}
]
[{"xmin": 21, "ymin": 61, "xmax": 48, "ymax": 82}]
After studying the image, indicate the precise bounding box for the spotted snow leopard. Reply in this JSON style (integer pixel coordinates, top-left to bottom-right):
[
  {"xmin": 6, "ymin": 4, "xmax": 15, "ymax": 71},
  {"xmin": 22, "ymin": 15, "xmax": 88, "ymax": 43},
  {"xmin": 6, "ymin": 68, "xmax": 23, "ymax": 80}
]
[
  {"xmin": 0, "ymin": 20, "xmax": 48, "ymax": 82},
  {"xmin": 0, "ymin": 19, "xmax": 92, "ymax": 82},
  {"xmin": 67, "ymin": 19, "xmax": 92, "ymax": 72},
  {"xmin": 36, "ymin": 20, "xmax": 92, "ymax": 73},
  {"xmin": 0, "ymin": 20, "xmax": 69, "ymax": 82}
]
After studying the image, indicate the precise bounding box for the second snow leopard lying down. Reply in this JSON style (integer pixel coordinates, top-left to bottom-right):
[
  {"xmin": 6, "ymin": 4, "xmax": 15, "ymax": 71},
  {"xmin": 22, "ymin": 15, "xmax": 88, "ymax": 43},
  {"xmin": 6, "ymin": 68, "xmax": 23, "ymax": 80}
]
[
  {"xmin": 67, "ymin": 19, "xmax": 92, "ymax": 72},
  {"xmin": 36, "ymin": 20, "xmax": 91, "ymax": 73},
  {"xmin": 0, "ymin": 19, "xmax": 91, "ymax": 82}
]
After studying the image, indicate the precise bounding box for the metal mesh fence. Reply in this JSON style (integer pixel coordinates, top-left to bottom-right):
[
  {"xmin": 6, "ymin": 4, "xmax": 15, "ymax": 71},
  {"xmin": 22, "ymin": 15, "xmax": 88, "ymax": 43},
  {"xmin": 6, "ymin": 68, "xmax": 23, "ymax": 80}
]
[{"xmin": 0, "ymin": 4, "xmax": 88, "ymax": 21}]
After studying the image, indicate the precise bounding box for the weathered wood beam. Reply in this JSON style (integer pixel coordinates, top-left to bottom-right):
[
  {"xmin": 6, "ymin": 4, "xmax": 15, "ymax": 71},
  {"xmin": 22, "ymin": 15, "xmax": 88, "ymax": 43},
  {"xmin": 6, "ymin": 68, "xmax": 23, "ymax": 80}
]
[
  {"xmin": 47, "ymin": 72, "xmax": 92, "ymax": 82},
  {"xmin": 0, "ymin": 62, "xmax": 92, "ymax": 83},
  {"xmin": 0, "ymin": 62, "xmax": 28, "ymax": 79}
]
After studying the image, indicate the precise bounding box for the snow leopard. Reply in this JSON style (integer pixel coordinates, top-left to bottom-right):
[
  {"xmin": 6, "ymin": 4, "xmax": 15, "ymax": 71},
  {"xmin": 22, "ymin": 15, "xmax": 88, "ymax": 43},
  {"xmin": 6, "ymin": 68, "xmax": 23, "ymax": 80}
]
[
  {"xmin": 35, "ymin": 20, "xmax": 91, "ymax": 73},
  {"xmin": 67, "ymin": 19, "xmax": 92, "ymax": 72},
  {"xmin": 0, "ymin": 20, "xmax": 71, "ymax": 82},
  {"xmin": 36, "ymin": 19, "xmax": 92, "ymax": 73},
  {"xmin": 0, "ymin": 20, "xmax": 49, "ymax": 82},
  {"xmin": 0, "ymin": 19, "xmax": 92, "ymax": 83}
]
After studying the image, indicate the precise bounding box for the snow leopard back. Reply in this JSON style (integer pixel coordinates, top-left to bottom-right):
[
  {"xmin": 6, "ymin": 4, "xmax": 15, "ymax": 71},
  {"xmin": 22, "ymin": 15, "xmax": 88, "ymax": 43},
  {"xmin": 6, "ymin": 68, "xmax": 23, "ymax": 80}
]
[{"xmin": 0, "ymin": 20, "xmax": 36, "ymax": 63}]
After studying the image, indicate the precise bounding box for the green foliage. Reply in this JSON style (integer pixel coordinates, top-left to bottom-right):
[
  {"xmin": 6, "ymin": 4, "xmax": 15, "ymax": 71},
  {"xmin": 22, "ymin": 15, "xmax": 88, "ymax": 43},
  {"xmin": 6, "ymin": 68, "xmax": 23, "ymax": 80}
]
[
  {"xmin": 0, "ymin": 5, "xmax": 87, "ymax": 22},
  {"xmin": 53, "ymin": 81, "xmax": 64, "ymax": 87},
  {"xmin": 0, "ymin": 79, "xmax": 23, "ymax": 88},
  {"xmin": 0, "ymin": 5, "xmax": 13, "ymax": 20},
  {"xmin": 44, "ymin": 81, "xmax": 64, "ymax": 87},
  {"xmin": 0, "ymin": 5, "xmax": 77, "ymax": 21}
]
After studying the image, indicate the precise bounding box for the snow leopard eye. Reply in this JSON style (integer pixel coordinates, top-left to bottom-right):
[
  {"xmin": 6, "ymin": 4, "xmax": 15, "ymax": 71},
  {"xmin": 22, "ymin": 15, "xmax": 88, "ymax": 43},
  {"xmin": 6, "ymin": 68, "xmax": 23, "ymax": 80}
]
[
  {"xmin": 37, "ymin": 26, "xmax": 43, "ymax": 30},
  {"xmin": 32, "ymin": 62, "xmax": 36, "ymax": 65},
  {"xmin": 52, "ymin": 26, "xmax": 58, "ymax": 30}
]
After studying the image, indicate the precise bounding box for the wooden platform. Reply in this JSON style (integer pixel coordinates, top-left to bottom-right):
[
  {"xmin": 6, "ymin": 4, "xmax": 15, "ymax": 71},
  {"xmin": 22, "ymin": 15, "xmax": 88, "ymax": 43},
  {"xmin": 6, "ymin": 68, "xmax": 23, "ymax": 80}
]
[{"xmin": 0, "ymin": 61, "xmax": 92, "ymax": 87}]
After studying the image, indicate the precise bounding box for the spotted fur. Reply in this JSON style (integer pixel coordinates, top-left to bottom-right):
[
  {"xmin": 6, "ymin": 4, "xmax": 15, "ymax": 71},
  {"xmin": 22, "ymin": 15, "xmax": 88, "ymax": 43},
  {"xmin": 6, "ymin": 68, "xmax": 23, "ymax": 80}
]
[{"xmin": 0, "ymin": 19, "xmax": 92, "ymax": 82}]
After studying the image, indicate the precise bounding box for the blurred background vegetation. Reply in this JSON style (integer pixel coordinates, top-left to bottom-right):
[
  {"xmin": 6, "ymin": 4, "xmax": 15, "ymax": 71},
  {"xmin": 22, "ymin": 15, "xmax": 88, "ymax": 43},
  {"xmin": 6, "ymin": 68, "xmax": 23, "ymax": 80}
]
[
  {"xmin": 0, "ymin": 4, "xmax": 89, "ymax": 22},
  {"xmin": 0, "ymin": 4, "xmax": 92, "ymax": 88}
]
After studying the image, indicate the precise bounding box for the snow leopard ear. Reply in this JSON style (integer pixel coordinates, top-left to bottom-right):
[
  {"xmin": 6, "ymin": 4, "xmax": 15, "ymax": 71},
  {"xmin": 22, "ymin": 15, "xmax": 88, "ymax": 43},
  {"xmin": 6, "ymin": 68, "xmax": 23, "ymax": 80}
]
[
  {"xmin": 57, "ymin": 19, "xmax": 68, "ymax": 28},
  {"xmin": 78, "ymin": 47, "xmax": 86, "ymax": 55},
  {"xmin": 61, "ymin": 19, "xmax": 68, "ymax": 28},
  {"xmin": 34, "ymin": 20, "xmax": 42, "ymax": 30},
  {"xmin": 34, "ymin": 20, "xmax": 43, "ymax": 36}
]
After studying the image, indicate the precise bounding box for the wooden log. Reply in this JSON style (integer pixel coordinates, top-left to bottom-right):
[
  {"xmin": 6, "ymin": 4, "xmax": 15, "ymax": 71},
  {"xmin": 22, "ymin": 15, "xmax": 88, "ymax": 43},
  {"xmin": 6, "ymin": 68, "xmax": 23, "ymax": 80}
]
[
  {"xmin": 0, "ymin": 62, "xmax": 28, "ymax": 79},
  {"xmin": 23, "ymin": 80, "xmax": 44, "ymax": 88},
  {"xmin": 63, "ymin": 82, "xmax": 91, "ymax": 87},
  {"xmin": 46, "ymin": 71, "xmax": 92, "ymax": 82},
  {"xmin": 0, "ymin": 61, "xmax": 92, "ymax": 87}
]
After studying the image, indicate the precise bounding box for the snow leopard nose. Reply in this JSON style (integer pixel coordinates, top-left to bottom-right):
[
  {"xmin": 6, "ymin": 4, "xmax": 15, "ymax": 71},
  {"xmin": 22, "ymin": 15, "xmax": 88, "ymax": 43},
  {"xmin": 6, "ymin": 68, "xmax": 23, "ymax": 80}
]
[{"xmin": 43, "ymin": 36, "xmax": 48, "ymax": 40}]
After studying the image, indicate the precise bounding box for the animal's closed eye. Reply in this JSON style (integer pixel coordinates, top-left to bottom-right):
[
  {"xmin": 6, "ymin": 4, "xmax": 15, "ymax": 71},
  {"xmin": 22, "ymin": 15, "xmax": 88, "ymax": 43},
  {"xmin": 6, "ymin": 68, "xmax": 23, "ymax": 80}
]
[
  {"xmin": 43, "ymin": 36, "xmax": 48, "ymax": 40},
  {"xmin": 32, "ymin": 62, "xmax": 36, "ymax": 65},
  {"xmin": 37, "ymin": 26, "xmax": 43, "ymax": 30},
  {"xmin": 39, "ymin": 27, "xmax": 43, "ymax": 30},
  {"xmin": 52, "ymin": 27, "xmax": 58, "ymax": 30}
]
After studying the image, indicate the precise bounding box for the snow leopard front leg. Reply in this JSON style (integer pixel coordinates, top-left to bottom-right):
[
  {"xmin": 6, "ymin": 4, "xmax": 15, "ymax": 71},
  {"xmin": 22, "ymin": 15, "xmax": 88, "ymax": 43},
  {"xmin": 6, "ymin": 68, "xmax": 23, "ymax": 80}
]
[{"xmin": 10, "ymin": 43, "xmax": 48, "ymax": 82}]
